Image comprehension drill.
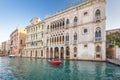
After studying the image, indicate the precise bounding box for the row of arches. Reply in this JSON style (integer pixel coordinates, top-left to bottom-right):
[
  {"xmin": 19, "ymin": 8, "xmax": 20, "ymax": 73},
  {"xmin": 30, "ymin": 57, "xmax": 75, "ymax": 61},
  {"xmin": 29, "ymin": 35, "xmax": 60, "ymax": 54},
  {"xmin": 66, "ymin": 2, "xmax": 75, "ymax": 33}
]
[
  {"xmin": 24, "ymin": 45, "xmax": 102, "ymax": 59},
  {"xmin": 25, "ymin": 50, "xmax": 44, "ymax": 58},
  {"xmin": 46, "ymin": 46, "xmax": 78, "ymax": 59},
  {"xmin": 47, "ymin": 9, "xmax": 101, "ymax": 31},
  {"xmin": 47, "ymin": 33, "xmax": 78, "ymax": 44},
  {"xmin": 47, "ymin": 27, "xmax": 101, "ymax": 45},
  {"xmin": 27, "ymin": 25, "xmax": 43, "ymax": 34},
  {"xmin": 47, "ymin": 16, "xmax": 78, "ymax": 31}
]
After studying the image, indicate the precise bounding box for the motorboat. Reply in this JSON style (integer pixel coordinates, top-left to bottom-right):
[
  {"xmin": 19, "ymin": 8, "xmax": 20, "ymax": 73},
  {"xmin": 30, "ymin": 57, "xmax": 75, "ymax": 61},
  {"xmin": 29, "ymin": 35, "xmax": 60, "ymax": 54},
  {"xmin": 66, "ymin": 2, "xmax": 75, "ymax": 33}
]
[
  {"xmin": 48, "ymin": 58, "xmax": 61, "ymax": 65},
  {"xmin": 9, "ymin": 54, "xmax": 15, "ymax": 58}
]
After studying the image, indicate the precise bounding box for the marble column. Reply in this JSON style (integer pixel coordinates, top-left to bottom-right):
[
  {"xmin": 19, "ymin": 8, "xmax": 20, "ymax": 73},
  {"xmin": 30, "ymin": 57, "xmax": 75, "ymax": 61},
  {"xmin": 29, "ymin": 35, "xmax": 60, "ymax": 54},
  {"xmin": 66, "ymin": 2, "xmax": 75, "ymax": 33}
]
[
  {"xmin": 64, "ymin": 47, "xmax": 66, "ymax": 59},
  {"xmin": 59, "ymin": 47, "xmax": 61, "ymax": 59}
]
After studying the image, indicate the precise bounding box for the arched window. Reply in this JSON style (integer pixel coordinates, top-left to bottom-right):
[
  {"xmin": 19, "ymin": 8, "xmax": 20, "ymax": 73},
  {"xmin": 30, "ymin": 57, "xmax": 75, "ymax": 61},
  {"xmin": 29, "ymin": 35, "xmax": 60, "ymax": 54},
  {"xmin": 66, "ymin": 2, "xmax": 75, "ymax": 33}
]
[
  {"xmin": 74, "ymin": 47, "xmax": 77, "ymax": 53},
  {"xmin": 50, "ymin": 25, "xmax": 52, "ymax": 30},
  {"xmin": 57, "ymin": 22, "xmax": 59, "ymax": 29},
  {"xmin": 41, "ymin": 50, "xmax": 43, "ymax": 56},
  {"xmin": 96, "ymin": 46, "xmax": 101, "ymax": 52},
  {"xmin": 62, "ymin": 36, "xmax": 64, "ymax": 42},
  {"xmin": 53, "ymin": 24, "xmax": 55, "ymax": 29},
  {"xmin": 66, "ymin": 19, "xmax": 69, "ymax": 24},
  {"xmin": 63, "ymin": 21, "xmax": 65, "ymax": 26},
  {"xmin": 57, "ymin": 37, "xmax": 59, "ymax": 43},
  {"xmin": 55, "ymin": 37, "xmax": 56, "ymax": 43},
  {"xmin": 52, "ymin": 38, "xmax": 53, "ymax": 43},
  {"xmin": 95, "ymin": 9, "xmax": 101, "ymax": 20},
  {"xmin": 66, "ymin": 33, "xmax": 69, "ymax": 41},
  {"xmin": 60, "ymin": 22, "xmax": 62, "ymax": 26},
  {"xmin": 74, "ymin": 33, "xmax": 77, "ymax": 41},
  {"xmin": 95, "ymin": 28, "xmax": 101, "ymax": 38},
  {"xmin": 60, "ymin": 36, "xmax": 61, "ymax": 42},
  {"xmin": 74, "ymin": 16, "xmax": 78, "ymax": 23}
]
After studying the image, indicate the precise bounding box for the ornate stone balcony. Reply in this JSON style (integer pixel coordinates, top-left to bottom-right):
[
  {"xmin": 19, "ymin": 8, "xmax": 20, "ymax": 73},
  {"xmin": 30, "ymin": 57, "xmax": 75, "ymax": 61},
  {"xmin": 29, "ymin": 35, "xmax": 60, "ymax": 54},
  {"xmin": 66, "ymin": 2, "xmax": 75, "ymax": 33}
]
[
  {"xmin": 65, "ymin": 41, "xmax": 69, "ymax": 45},
  {"xmin": 95, "ymin": 37, "xmax": 102, "ymax": 42},
  {"xmin": 73, "ymin": 40, "xmax": 77, "ymax": 45}
]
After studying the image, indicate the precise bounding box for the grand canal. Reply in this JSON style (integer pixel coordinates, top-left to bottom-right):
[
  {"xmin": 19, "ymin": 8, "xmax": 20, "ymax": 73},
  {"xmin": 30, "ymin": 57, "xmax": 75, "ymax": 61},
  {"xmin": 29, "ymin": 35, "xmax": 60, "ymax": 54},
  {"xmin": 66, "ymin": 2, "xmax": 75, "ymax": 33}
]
[{"xmin": 0, "ymin": 57, "xmax": 120, "ymax": 80}]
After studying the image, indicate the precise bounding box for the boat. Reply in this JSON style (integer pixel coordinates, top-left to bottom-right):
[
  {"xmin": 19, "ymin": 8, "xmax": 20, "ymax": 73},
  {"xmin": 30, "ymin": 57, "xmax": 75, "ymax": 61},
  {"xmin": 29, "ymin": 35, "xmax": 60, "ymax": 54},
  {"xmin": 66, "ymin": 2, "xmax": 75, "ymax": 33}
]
[
  {"xmin": 9, "ymin": 54, "xmax": 15, "ymax": 58},
  {"xmin": 48, "ymin": 58, "xmax": 61, "ymax": 65}
]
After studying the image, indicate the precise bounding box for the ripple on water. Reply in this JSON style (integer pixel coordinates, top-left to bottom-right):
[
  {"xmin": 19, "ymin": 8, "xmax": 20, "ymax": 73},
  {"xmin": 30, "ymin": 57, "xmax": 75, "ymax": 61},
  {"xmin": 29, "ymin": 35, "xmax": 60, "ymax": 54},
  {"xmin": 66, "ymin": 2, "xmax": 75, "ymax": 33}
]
[{"xmin": 0, "ymin": 57, "xmax": 120, "ymax": 80}]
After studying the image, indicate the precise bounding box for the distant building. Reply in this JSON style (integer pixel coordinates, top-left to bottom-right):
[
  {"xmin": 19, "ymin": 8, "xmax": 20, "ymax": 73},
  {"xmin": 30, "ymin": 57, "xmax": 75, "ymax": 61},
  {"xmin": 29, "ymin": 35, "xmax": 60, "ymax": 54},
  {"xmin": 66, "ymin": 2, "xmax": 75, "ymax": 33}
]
[
  {"xmin": 10, "ymin": 27, "xmax": 26, "ymax": 56},
  {"xmin": 1, "ymin": 40, "xmax": 11, "ymax": 55},
  {"xmin": 106, "ymin": 28, "xmax": 120, "ymax": 48},
  {"xmin": 1, "ymin": 41, "xmax": 6, "ymax": 55},
  {"xmin": 24, "ymin": 0, "xmax": 106, "ymax": 61},
  {"xmin": 106, "ymin": 28, "xmax": 120, "ymax": 59}
]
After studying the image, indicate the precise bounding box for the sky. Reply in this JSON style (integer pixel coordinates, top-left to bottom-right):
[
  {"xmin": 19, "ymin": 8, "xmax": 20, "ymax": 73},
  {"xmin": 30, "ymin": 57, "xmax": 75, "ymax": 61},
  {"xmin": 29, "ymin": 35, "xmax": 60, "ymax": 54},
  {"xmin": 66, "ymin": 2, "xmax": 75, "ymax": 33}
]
[{"xmin": 0, "ymin": 0, "xmax": 120, "ymax": 43}]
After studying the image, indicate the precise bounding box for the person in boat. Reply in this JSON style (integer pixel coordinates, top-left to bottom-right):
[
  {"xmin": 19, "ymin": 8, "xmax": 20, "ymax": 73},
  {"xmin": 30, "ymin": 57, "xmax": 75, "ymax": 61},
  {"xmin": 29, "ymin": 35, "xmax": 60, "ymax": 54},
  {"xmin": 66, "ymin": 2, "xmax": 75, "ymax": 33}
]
[{"xmin": 54, "ymin": 57, "xmax": 59, "ymax": 61}]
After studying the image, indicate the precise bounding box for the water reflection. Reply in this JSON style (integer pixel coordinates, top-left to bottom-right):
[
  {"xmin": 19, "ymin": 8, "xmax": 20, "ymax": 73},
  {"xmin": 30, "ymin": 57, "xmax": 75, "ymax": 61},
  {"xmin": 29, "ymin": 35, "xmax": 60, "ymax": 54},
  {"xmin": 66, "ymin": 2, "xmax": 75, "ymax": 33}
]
[{"xmin": 0, "ymin": 57, "xmax": 120, "ymax": 80}]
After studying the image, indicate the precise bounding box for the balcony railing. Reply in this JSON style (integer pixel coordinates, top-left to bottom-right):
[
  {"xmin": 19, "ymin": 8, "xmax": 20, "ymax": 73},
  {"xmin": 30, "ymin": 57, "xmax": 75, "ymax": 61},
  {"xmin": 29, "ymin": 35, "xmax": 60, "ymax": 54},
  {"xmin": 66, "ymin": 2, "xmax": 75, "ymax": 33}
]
[
  {"xmin": 95, "ymin": 16, "xmax": 101, "ymax": 22},
  {"xmin": 74, "ymin": 22, "xmax": 77, "ymax": 27},
  {"xmin": 95, "ymin": 37, "xmax": 102, "ymax": 42},
  {"xmin": 73, "ymin": 40, "xmax": 77, "ymax": 45},
  {"xmin": 65, "ymin": 41, "xmax": 69, "ymax": 45}
]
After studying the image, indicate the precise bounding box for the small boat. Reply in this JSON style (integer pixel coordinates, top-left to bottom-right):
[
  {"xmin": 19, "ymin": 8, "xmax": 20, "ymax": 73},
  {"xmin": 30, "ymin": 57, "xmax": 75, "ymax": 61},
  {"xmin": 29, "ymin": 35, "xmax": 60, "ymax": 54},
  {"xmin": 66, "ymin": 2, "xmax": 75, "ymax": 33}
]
[
  {"xmin": 48, "ymin": 59, "xmax": 61, "ymax": 65},
  {"xmin": 9, "ymin": 54, "xmax": 15, "ymax": 58}
]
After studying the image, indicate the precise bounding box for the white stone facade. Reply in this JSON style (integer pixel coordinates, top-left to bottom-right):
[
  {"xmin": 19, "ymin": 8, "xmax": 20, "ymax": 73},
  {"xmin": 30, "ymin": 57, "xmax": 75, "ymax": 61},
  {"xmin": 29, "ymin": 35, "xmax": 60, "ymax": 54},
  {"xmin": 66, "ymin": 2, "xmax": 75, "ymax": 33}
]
[
  {"xmin": 24, "ymin": 17, "xmax": 45, "ymax": 58},
  {"xmin": 25, "ymin": 0, "xmax": 106, "ymax": 61}
]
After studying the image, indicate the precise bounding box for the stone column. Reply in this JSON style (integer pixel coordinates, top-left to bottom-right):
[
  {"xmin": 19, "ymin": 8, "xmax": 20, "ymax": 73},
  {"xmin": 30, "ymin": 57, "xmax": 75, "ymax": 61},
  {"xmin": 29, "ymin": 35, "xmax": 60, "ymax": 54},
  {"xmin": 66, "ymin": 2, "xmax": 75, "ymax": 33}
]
[
  {"xmin": 59, "ymin": 47, "xmax": 61, "ymax": 59},
  {"xmin": 64, "ymin": 47, "xmax": 66, "ymax": 59},
  {"xmin": 33, "ymin": 50, "xmax": 35, "ymax": 57},
  {"xmin": 70, "ymin": 46, "xmax": 72, "ymax": 59},
  {"xmin": 53, "ymin": 47, "xmax": 55, "ymax": 58},
  {"xmin": 49, "ymin": 48, "xmax": 50, "ymax": 59},
  {"xmin": 44, "ymin": 48, "xmax": 46, "ymax": 58}
]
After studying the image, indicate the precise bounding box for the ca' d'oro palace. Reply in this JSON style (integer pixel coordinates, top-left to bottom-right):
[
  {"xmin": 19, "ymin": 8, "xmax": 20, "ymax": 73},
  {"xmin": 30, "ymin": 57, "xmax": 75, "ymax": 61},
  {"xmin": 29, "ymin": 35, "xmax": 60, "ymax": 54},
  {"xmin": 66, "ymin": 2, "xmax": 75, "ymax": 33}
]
[
  {"xmin": 24, "ymin": 0, "xmax": 106, "ymax": 61},
  {"xmin": 1, "ymin": 0, "xmax": 106, "ymax": 61}
]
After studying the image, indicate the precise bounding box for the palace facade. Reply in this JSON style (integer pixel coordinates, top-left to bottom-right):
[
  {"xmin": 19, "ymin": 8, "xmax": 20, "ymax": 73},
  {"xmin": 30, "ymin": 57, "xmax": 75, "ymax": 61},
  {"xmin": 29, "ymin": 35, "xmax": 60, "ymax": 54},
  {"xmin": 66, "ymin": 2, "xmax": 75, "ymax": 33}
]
[
  {"xmin": 24, "ymin": 18, "xmax": 45, "ymax": 58},
  {"xmin": 10, "ymin": 27, "xmax": 26, "ymax": 56},
  {"xmin": 24, "ymin": 0, "xmax": 106, "ymax": 61}
]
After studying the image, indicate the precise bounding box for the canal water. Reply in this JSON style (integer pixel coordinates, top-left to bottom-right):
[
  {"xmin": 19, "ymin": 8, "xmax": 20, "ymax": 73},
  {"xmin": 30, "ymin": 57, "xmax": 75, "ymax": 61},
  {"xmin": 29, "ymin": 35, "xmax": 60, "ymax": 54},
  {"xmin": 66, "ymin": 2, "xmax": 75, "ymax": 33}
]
[{"xmin": 0, "ymin": 57, "xmax": 120, "ymax": 80}]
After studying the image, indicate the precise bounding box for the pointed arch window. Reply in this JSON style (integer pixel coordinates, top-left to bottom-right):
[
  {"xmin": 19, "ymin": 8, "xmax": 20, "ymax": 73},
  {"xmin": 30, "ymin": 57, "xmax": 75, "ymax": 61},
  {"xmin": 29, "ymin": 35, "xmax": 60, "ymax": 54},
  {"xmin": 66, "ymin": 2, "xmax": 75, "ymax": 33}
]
[
  {"xmin": 95, "ymin": 9, "xmax": 101, "ymax": 20},
  {"xmin": 60, "ymin": 22, "xmax": 62, "ymax": 26},
  {"xmin": 66, "ymin": 34, "xmax": 69, "ymax": 41},
  {"xmin": 74, "ymin": 16, "xmax": 78, "ymax": 22},
  {"xmin": 96, "ymin": 46, "xmax": 101, "ymax": 52},
  {"xmin": 57, "ymin": 22, "xmax": 59, "ymax": 28},
  {"xmin": 74, "ymin": 47, "xmax": 77, "ymax": 53},
  {"xmin": 63, "ymin": 21, "xmax": 65, "ymax": 26},
  {"xmin": 74, "ymin": 33, "xmax": 77, "ymax": 41},
  {"xmin": 95, "ymin": 27, "xmax": 101, "ymax": 41},
  {"xmin": 95, "ymin": 28, "xmax": 101, "ymax": 38},
  {"xmin": 66, "ymin": 19, "xmax": 69, "ymax": 24}
]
